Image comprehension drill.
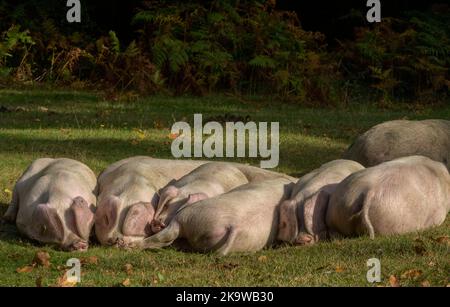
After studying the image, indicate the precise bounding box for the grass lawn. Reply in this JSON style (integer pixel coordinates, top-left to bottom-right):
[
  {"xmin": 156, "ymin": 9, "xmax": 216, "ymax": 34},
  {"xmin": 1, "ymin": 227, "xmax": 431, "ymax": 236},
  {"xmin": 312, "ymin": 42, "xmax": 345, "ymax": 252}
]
[{"xmin": 0, "ymin": 89, "xmax": 449, "ymax": 287}]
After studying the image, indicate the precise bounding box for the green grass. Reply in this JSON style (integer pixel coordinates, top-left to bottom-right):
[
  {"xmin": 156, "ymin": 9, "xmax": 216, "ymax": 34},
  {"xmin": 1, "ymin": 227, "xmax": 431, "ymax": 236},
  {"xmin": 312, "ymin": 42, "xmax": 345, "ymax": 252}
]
[{"xmin": 0, "ymin": 89, "xmax": 449, "ymax": 287}]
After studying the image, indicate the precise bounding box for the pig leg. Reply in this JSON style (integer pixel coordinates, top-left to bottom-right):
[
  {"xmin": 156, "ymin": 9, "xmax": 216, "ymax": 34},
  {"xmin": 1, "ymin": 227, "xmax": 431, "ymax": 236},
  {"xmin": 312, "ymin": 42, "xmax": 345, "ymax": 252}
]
[
  {"xmin": 349, "ymin": 192, "xmax": 376, "ymax": 239},
  {"xmin": 3, "ymin": 186, "xmax": 19, "ymax": 223},
  {"xmin": 216, "ymin": 227, "xmax": 238, "ymax": 256},
  {"xmin": 136, "ymin": 221, "xmax": 181, "ymax": 250}
]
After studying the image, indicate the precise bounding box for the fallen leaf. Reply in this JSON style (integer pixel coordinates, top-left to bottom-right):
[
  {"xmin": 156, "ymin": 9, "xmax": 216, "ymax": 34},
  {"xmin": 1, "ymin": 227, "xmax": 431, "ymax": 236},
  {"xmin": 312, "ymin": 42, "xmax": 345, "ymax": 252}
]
[
  {"xmin": 421, "ymin": 280, "xmax": 431, "ymax": 287},
  {"xmin": 258, "ymin": 256, "xmax": 268, "ymax": 263},
  {"xmin": 124, "ymin": 263, "xmax": 133, "ymax": 275},
  {"xmin": 335, "ymin": 266, "xmax": 346, "ymax": 273},
  {"xmin": 80, "ymin": 256, "xmax": 98, "ymax": 265},
  {"xmin": 15, "ymin": 106, "xmax": 28, "ymax": 112},
  {"xmin": 32, "ymin": 251, "xmax": 51, "ymax": 267},
  {"xmin": 389, "ymin": 275, "xmax": 400, "ymax": 287},
  {"xmin": 122, "ymin": 278, "xmax": 131, "ymax": 287},
  {"xmin": 434, "ymin": 236, "xmax": 450, "ymax": 245},
  {"xmin": 3, "ymin": 188, "xmax": 12, "ymax": 198},
  {"xmin": 401, "ymin": 269, "xmax": 422, "ymax": 279},
  {"xmin": 168, "ymin": 133, "xmax": 180, "ymax": 140},
  {"xmin": 38, "ymin": 106, "xmax": 49, "ymax": 113},
  {"xmin": 16, "ymin": 265, "xmax": 34, "ymax": 273},
  {"xmin": 56, "ymin": 271, "xmax": 77, "ymax": 287}
]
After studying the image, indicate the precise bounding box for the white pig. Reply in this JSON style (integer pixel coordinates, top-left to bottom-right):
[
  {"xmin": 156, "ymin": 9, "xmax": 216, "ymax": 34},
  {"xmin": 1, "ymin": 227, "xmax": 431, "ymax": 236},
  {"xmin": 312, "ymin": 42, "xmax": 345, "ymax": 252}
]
[
  {"xmin": 94, "ymin": 156, "xmax": 206, "ymax": 246},
  {"xmin": 132, "ymin": 178, "xmax": 295, "ymax": 255},
  {"xmin": 152, "ymin": 162, "xmax": 297, "ymax": 233},
  {"xmin": 151, "ymin": 162, "xmax": 250, "ymax": 233},
  {"xmin": 343, "ymin": 119, "xmax": 450, "ymax": 169},
  {"xmin": 278, "ymin": 160, "xmax": 364, "ymax": 245},
  {"xmin": 3, "ymin": 158, "xmax": 97, "ymax": 251},
  {"xmin": 326, "ymin": 156, "xmax": 450, "ymax": 238}
]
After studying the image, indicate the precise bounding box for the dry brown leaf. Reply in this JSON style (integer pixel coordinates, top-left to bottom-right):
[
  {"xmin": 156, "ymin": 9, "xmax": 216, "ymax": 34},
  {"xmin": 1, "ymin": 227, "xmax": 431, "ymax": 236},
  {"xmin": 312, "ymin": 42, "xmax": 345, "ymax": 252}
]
[
  {"xmin": 16, "ymin": 265, "xmax": 34, "ymax": 273},
  {"xmin": 401, "ymin": 269, "xmax": 423, "ymax": 279},
  {"xmin": 258, "ymin": 256, "xmax": 268, "ymax": 262},
  {"xmin": 389, "ymin": 275, "xmax": 400, "ymax": 287},
  {"xmin": 32, "ymin": 251, "xmax": 51, "ymax": 268},
  {"xmin": 124, "ymin": 263, "xmax": 133, "ymax": 275},
  {"xmin": 81, "ymin": 256, "xmax": 98, "ymax": 265},
  {"xmin": 421, "ymin": 280, "xmax": 431, "ymax": 287},
  {"xmin": 168, "ymin": 133, "xmax": 180, "ymax": 140},
  {"xmin": 122, "ymin": 278, "xmax": 131, "ymax": 287},
  {"xmin": 335, "ymin": 266, "xmax": 346, "ymax": 273},
  {"xmin": 434, "ymin": 236, "xmax": 450, "ymax": 245},
  {"xmin": 56, "ymin": 271, "xmax": 77, "ymax": 287}
]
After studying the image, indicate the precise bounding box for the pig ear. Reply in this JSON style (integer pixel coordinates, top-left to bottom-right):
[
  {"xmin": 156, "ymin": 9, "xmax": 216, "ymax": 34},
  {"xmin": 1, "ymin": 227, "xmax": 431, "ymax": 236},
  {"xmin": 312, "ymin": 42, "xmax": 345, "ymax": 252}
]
[
  {"xmin": 123, "ymin": 202, "xmax": 154, "ymax": 237},
  {"xmin": 155, "ymin": 186, "xmax": 179, "ymax": 217},
  {"xmin": 71, "ymin": 197, "xmax": 95, "ymax": 240},
  {"xmin": 277, "ymin": 199, "xmax": 299, "ymax": 243},
  {"xmin": 302, "ymin": 189, "xmax": 330, "ymax": 239},
  {"xmin": 95, "ymin": 195, "xmax": 121, "ymax": 230},
  {"xmin": 32, "ymin": 204, "xmax": 64, "ymax": 242},
  {"xmin": 186, "ymin": 193, "xmax": 208, "ymax": 205}
]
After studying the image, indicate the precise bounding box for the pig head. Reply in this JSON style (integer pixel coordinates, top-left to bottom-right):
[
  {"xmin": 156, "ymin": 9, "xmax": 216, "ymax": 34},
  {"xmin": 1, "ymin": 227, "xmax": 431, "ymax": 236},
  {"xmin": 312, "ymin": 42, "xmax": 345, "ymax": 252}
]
[
  {"xmin": 278, "ymin": 185, "xmax": 335, "ymax": 245},
  {"xmin": 95, "ymin": 194, "xmax": 157, "ymax": 246},
  {"xmin": 277, "ymin": 159, "xmax": 364, "ymax": 245},
  {"xmin": 5, "ymin": 158, "xmax": 97, "ymax": 251},
  {"xmin": 94, "ymin": 157, "xmax": 206, "ymax": 246},
  {"xmin": 29, "ymin": 197, "xmax": 95, "ymax": 251}
]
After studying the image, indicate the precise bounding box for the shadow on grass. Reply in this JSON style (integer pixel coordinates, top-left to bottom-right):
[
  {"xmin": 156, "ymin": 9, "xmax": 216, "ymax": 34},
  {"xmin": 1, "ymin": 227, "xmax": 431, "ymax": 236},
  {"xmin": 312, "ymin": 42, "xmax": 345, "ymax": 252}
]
[
  {"xmin": 0, "ymin": 203, "xmax": 22, "ymax": 243},
  {"xmin": 0, "ymin": 133, "xmax": 347, "ymax": 175}
]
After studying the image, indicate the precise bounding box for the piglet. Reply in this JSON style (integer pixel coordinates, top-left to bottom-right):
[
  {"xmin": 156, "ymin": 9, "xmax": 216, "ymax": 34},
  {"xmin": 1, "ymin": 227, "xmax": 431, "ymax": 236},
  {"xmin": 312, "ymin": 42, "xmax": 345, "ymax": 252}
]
[
  {"xmin": 133, "ymin": 178, "xmax": 294, "ymax": 255},
  {"xmin": 151, "ymin": 162, "xmax": 250, "ymax": 233},
  {"xmin": 95, "ymin": 156, "xmax": 206, "ymax": 246},
  {"xmin": 278, "ymin": 159, "xmax": 364, "ymax": 245},
  {"xmin": 3, "ymin": 158, "xmax": 97, "ymax": 251},
  {"xmin": 343, "ymin": 119, "xmax": 450, "ymax": 170},
  {"xmin": 326, "ymin": 156, "xmax": 450, "ymax": 238}
]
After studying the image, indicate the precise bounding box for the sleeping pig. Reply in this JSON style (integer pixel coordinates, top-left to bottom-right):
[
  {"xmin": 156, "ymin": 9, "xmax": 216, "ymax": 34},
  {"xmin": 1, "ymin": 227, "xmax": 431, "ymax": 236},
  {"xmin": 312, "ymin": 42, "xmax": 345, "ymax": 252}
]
[
  {"xmin": 151, "ymin": 162, "xmax": 250, "ymax": 233},
  {"xmin": 343, "ymin": 119, "xmax": 450, "ymax": 169},
  {"xmin": 94, "ymin": 156, "xmax": 206, "ymax": 246},
  {"xmin": 326, "ymin": 156, "xmax": 450, "ymax": 239},
  {"xmin": 278, "ymin": 159, "xmax": 364, "ymax": 245},
  {"xmin": 131, "ymin": 178, "xmax": 295, "ymax": 255},
  {"xmin": 151, "ymin": 162, "xmax": 297, "ymax": 233},
  {"xmin": 3, "ymin": 158, "xmax": 97, "ymax": 251}
]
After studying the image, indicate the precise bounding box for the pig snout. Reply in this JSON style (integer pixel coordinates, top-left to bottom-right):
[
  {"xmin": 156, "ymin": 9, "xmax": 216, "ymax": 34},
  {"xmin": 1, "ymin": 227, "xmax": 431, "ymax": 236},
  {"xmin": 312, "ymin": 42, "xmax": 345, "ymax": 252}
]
[
  {"xmin": 150, "ymin": 219, "xmax": 166, "ymax": 233},
  {"xmin": 122, "ymin": 202, "xmax": 155, "ymax": 237},
  {"xmin": 295, "ymin": 233, "xmax": 314, "ymax": 245},
  {"xmin": 66, "ymin": 240, "xmax": 89, "ymax": 252},
  {"xmin": 94, "ymin": 195, "xmax": 121, "ymax": 243}
]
